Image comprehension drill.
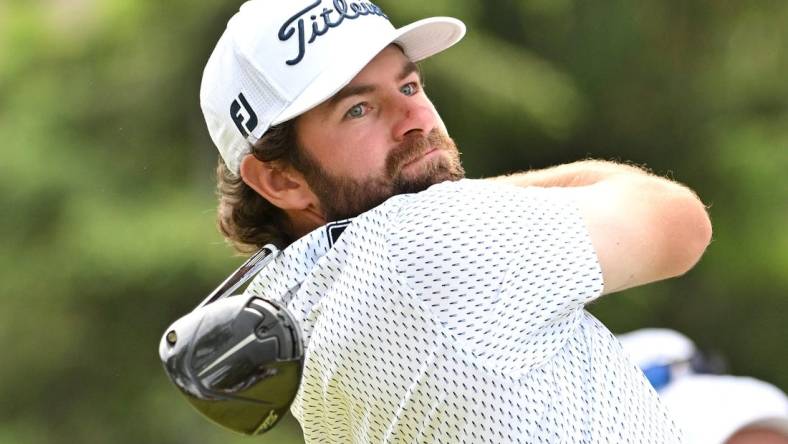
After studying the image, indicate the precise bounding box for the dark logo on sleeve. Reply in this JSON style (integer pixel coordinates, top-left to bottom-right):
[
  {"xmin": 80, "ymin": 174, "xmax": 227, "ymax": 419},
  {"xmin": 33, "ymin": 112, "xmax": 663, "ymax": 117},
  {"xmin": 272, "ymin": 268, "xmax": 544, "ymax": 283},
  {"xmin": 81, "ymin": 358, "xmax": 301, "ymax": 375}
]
[
  {"xmin": 278, "ymin": 0, "xmax": 388, "ymax": 66},
  {"xmin": 230, "ymin": 93, "xmax": 258, "ymax": 138}
]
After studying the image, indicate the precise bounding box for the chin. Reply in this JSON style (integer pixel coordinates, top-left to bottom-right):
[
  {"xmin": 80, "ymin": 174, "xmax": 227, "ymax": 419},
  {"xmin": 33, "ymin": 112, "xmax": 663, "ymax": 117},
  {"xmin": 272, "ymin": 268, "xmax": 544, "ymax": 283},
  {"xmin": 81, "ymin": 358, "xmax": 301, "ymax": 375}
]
[{"xmin": 395, "ymin": 161, "xmax": 464, "ymax": 195}]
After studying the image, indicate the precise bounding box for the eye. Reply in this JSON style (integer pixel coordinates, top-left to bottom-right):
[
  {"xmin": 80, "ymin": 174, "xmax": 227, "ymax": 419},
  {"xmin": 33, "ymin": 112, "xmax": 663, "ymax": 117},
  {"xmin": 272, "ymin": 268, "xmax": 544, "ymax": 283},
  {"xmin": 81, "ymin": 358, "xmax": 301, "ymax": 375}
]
[
  {"xmin": 345, "ymin": 103, "xmax": 368, "ymax": 119},
  {"xmin": 400, "ymin": 82, "xmax": 418, "ymax": 96}
]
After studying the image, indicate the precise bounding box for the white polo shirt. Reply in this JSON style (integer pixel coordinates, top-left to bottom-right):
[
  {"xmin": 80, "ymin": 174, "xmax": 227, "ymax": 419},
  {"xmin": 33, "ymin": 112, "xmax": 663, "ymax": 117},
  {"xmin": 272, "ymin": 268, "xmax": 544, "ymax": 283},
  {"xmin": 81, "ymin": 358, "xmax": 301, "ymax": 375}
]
[{"xmin": 245, "ymin": 179, "xmax": 683, "ymax": 443}]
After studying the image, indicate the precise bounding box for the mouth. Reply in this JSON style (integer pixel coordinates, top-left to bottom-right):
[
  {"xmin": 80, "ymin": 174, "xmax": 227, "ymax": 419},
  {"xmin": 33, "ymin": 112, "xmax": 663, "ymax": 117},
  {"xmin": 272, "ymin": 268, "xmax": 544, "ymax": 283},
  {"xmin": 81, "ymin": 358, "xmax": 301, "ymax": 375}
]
[{"xmin": 401, "ymin": 148, "xmax": 439, "ymax": 169}]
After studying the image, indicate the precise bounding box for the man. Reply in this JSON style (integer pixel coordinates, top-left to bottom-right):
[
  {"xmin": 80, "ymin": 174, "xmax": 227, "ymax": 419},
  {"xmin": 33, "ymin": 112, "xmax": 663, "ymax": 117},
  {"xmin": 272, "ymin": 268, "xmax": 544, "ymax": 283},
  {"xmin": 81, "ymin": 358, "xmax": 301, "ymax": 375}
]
[
  {"xmin": 619, "ymin": 329, "xmax": 788, "ymax": 444},
  {"xmin": 200, "ymin": 0, "xmax": 712, "ymax": 442}
]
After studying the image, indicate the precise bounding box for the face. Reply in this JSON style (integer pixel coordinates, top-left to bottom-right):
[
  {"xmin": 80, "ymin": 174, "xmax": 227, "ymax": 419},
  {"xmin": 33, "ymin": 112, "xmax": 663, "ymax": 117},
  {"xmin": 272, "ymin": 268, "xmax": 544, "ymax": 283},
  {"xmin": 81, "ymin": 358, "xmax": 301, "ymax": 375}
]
[
  {"xmin": 294, "ymin": 45, "xmax": 464, "ymax": 221},
  {"xmin": 726, "ymin": 428, "xmax": 788, "ymax": 444}
]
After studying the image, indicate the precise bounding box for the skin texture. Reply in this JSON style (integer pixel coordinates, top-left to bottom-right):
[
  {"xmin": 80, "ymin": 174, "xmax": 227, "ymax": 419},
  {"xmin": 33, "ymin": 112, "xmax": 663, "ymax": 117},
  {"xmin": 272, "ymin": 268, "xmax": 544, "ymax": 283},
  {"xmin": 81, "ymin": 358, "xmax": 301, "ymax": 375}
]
[
  {"xmin": 726, "ymin": 427, "xmax": 788, "ymax": 444},
  {"xmin": 241, "ymin": 46, "xmax": 712, "ymax": 297}
]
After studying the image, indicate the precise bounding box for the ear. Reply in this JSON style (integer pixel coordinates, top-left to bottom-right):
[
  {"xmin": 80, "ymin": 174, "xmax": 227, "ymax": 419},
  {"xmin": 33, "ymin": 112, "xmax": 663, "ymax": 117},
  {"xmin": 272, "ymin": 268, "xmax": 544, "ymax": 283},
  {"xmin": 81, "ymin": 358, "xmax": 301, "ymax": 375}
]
[{"xmin": 239, "ymin": 154, "xmax": 317, "ymax": 211}]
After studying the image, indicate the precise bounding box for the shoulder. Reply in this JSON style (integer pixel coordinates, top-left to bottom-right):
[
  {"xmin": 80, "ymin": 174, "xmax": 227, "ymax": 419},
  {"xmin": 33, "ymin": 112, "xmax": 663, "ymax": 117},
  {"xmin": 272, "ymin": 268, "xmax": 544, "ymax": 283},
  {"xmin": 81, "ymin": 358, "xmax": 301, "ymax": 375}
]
[{"xmin": 382, "ymin": 178, "xmax": 577, "ymax": 220}]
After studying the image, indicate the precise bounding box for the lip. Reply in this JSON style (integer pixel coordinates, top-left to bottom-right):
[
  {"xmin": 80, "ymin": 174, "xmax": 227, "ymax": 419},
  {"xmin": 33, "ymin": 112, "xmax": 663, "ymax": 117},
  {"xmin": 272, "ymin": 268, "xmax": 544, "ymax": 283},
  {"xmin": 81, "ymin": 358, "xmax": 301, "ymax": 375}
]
[{"xmin": 402, "ymin": 148, "xmax": 439, "ymax": 169}]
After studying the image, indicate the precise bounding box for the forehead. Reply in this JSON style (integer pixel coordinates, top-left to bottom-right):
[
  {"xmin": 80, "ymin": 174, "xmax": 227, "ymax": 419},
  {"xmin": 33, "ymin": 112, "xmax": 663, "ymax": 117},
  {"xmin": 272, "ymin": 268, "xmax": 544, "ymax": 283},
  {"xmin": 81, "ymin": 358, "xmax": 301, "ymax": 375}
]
[
  {"xmin": 293, "ymin": 46, "xmax": 415, "ymax": 129},
  {"xmin": 312, "ymin": 45, "xmax": 413, "ymax": 111},
  {"xmin": 347, "ymin": 44, "xmax": 411, "ymax": 83}
]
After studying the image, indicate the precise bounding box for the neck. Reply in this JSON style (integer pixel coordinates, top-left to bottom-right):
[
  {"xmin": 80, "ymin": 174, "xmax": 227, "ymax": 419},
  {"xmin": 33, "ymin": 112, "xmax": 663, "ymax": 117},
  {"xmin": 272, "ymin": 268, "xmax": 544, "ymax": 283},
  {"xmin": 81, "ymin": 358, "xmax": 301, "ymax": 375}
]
[{"xmin": 286, "ymin": 207, "xmax": 326, "ymax": 240}]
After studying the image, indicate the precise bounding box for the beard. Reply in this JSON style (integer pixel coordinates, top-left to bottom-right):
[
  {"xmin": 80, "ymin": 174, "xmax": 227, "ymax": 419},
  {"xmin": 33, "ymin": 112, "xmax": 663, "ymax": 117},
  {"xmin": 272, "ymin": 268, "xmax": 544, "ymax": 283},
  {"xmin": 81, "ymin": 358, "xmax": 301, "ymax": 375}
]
[{"xmin": 297, "ymin": 128, "xmax": 465, "ymax": 222}]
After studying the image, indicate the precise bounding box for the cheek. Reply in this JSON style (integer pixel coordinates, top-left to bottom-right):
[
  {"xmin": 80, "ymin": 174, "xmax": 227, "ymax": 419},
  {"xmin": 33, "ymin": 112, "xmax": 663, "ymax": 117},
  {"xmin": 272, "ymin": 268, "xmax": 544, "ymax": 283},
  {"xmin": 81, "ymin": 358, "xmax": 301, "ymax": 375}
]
[{"xmin": 312, "ymin": 127, "xmax": 390, "ymax": 179}]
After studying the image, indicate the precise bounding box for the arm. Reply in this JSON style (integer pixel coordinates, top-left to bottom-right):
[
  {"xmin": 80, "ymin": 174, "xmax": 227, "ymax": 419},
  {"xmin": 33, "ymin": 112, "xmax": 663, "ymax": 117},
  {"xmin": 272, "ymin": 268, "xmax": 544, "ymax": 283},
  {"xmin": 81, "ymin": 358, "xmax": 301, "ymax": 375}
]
[{"xmin": 492, "ymin": 160, "xmax": 712, "ymax": 295}]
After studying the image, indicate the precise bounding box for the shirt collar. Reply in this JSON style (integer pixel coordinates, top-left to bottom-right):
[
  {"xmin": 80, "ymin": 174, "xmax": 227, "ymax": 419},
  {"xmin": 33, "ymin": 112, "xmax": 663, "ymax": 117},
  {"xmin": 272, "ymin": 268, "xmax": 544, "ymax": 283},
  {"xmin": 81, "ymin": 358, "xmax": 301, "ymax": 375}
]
[{"xmin": 244, "ymin": 219, "xmax": 352, "ymax": 305}]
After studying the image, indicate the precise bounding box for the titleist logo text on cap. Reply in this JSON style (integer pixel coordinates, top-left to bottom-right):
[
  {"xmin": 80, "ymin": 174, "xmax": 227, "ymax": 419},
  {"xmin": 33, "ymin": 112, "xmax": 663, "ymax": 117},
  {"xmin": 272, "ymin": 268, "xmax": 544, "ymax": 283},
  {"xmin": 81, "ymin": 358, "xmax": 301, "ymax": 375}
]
[{"xmin": 278, "ymin": 0, "xmax": 388, "ymax": 66}]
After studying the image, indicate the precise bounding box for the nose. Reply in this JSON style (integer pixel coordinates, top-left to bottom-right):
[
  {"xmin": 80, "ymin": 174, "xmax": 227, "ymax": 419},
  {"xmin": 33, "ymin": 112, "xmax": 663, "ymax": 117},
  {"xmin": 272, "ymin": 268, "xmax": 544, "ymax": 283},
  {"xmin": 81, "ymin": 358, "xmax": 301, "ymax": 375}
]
[{"xmin": 390, "ymin": 95, "xmax": 437, "ymax": 142}]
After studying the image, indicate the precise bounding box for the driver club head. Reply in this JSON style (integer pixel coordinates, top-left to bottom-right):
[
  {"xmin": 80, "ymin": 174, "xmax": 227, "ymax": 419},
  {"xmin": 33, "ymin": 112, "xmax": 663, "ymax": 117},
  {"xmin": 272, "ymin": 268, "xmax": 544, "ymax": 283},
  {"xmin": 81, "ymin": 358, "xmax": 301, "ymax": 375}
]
[{"xmin": 158, "ymin": 246, "xmax": 304, "ymax": 435}]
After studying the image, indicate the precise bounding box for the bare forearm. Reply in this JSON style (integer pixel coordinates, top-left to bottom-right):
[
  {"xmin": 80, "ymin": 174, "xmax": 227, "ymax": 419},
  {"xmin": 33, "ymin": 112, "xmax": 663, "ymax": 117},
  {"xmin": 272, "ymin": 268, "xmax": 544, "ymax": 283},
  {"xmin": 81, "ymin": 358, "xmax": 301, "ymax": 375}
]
[
  {"xmin": 490, "ymin": 159, "xmax": 649, "ymax": 188},
  {"xmin": 490, "ymin": 158, "xmax": 712, "ymax": 294},
  {"xmin": 491, "ymin": 159, "xmax": 702, "ymax": 213}
]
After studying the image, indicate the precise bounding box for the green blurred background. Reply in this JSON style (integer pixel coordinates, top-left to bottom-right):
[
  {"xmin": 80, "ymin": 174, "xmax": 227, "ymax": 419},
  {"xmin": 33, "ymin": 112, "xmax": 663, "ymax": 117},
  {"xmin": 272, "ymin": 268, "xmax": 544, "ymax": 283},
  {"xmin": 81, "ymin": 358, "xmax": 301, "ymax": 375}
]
[{"xmin": 1, "ymin": 0, "xmax": 786, "ymax": 443}]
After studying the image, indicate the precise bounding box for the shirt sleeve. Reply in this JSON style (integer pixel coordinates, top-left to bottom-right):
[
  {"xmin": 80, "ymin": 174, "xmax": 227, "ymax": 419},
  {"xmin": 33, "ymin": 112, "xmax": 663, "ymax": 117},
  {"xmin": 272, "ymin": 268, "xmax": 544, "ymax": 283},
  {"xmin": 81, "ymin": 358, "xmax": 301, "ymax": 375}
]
[{"xmin": 387, "ymin": 179, "xmax": 604, "ymax": 375}]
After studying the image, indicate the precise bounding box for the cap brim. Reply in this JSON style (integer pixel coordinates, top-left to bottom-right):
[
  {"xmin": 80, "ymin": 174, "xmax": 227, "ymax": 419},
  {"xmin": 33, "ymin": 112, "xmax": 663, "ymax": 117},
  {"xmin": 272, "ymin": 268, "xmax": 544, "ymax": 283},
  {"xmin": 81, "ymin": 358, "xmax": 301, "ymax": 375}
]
[{"xmin": 271, "ymin": 16, "xmax": 465, "ymax": 125}]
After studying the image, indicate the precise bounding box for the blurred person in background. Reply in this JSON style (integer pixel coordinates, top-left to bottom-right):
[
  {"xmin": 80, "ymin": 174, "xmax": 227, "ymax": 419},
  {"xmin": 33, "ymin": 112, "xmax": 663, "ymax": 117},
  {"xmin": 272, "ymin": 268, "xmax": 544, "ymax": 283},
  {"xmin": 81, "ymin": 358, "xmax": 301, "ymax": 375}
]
[{"xmin": 619, "ymin": 328, "xmax": 788, "ymax": 444}]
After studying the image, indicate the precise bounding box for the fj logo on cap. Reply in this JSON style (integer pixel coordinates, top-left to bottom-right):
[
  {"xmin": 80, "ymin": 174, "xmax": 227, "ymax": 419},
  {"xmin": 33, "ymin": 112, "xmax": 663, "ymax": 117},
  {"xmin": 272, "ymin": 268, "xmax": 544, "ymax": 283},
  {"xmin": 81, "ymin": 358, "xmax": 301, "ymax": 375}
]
[
  {"xmin": 279, "ymin": 0, "xmax": 387, "ymax": 66},
  {"xmin": 230, "ymin": 93, "xmax": 258, "ymax": 138}
]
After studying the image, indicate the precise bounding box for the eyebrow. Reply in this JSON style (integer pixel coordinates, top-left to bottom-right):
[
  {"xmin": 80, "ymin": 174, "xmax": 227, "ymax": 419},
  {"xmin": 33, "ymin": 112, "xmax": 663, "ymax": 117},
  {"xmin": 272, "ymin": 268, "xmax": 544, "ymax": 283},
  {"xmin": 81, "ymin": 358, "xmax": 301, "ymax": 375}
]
[
  {"xmin": 398, "ymin": 60, "xmax": 420, "ymax": 82},
  {"xmin": 326, "ymin": 60, "xmax": 421, "ymax": 109},
  {"xmin": 327, "ymin": 84, "xmax": 376, "ymax": 108}
]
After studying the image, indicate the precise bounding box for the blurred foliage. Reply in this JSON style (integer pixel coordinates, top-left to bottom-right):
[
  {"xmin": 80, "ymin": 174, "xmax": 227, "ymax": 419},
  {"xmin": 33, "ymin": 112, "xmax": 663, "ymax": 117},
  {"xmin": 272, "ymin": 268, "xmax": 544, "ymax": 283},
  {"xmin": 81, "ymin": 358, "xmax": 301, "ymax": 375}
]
[{"xmin": 1, "ymin": 1, "xmax": 786, "ymax": 443}]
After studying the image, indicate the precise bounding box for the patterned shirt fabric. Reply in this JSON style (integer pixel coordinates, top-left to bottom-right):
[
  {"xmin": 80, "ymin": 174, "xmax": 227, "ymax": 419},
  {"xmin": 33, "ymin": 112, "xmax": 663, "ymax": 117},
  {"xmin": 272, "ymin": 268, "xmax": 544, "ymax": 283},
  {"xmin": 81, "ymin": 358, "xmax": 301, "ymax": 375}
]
[{"xmin": 245, "ymin": 179, "xmax": 684, "ymax": 443}]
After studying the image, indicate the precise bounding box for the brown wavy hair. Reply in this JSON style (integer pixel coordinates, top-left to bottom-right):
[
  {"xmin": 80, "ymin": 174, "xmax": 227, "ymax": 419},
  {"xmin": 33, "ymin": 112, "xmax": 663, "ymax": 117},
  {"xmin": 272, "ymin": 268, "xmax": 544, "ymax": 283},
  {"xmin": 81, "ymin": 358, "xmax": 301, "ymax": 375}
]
[{"xmin": 215, "ymin": 120, "xmax": 304, "ymax": 254}]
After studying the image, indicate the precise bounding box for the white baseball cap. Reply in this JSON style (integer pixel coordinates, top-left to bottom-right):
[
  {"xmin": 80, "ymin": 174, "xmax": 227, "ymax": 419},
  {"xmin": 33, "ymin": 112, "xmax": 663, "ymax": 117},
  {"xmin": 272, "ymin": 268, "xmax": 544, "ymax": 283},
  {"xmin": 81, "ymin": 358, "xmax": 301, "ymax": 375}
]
[
  {"xmin": 200, "ymin": 0, "xmax": 466, "ymax": 174},
  {"xmin": 618, "ymin": 328, "xmax": 697, "ymax": 368}
]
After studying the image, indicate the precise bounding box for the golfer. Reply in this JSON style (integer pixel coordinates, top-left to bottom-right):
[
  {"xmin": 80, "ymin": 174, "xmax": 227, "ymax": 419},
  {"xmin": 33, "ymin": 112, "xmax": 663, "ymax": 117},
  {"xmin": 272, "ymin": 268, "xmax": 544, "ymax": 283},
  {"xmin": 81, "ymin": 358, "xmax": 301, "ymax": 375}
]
[{"xmin": 199, "ymin": 0, "xmax": 712, "ymax": 441}]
